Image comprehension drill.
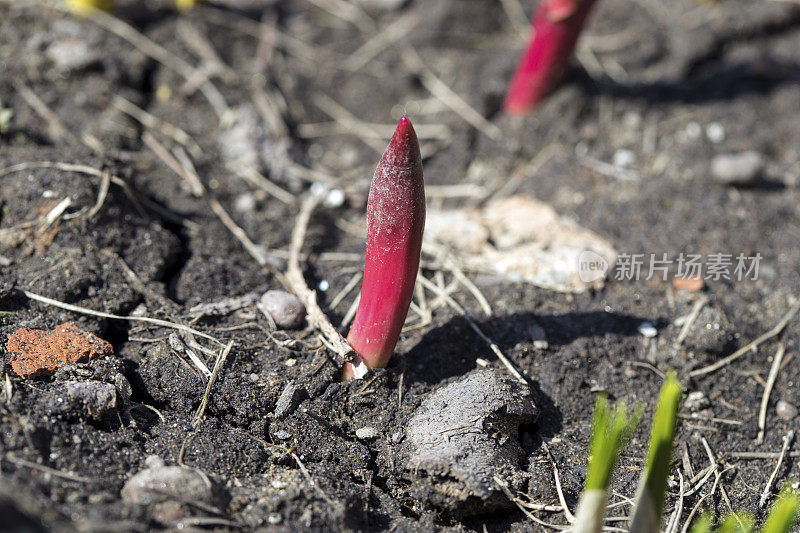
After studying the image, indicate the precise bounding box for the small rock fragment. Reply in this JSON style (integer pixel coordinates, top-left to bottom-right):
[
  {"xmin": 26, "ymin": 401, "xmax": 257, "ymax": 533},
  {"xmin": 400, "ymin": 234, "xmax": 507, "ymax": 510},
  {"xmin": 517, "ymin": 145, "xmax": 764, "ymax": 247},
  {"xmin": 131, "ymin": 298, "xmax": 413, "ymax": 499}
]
[
  {"xmin": 63, "ymin": 381, "xmax": 117, "ymax": 420},
  {"xmin": 45, "ymin": 21, "xmax": 101, "ymax": 71},
  {"xmin": 355, "ymin": 427, "xmax": 379, "ymax": 440},
  {"xmin": 122, "ymin": 461, "xmax": 225, "ymax": 508},
  {"xmin": 686, "ymin": 122, "xmax": 702, "ymax": 140},
  {"xmin": 114, "ymin": 373, "xmax": 133, "ymax": 403},
  {"xmin": 6, "ymin": 322, "xmax": 113, "ymax": 378},
  {"xmin": 776, "ymin": 400, "xmax": 798, "ymax": 421},
  {"xmin": 613, "ymin": 149, "xmax": 636, "ymax": 168},
  {"xmin": 258, "ymin": 291, "xmax": 306, "ymax": 329},
  {"xmin": 706, "ymin": 123, "xmax": 725, "ymax": 143},
  {"xmin": 234, "ymin": 193, "xmax": 257, "ymax": 213},
  {"xmin": 323, "ymin": 189, "xmax": 345, "ymax": 208},
  {"xmin": 684, "ymin": 391, "xmax": 710, "ymax": 411},
  {"xmin": 638, "ymin": 322, "xmax": 658, "ymax": 338},
  {"xmin": 528, "ymin": 322, "xmax": 548, "ymax": 349},
  {"xmin": 711, "ymin": 151, "xmax": 764, "ymax": 185},
  {"xmin": 273, "ymin": 381, "xmax": 307, "ymax": 420},
  {"xmin": 274, "ymin": 429, "xmax": 291, "ymax": 440}
]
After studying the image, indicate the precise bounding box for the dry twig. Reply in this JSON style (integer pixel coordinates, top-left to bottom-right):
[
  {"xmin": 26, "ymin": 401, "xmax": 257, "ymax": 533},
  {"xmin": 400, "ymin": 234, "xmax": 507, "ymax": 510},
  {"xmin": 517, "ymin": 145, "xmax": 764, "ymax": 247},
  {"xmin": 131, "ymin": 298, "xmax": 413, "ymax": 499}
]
[
  {"xmin": 285, "ymin": 194, "xmax": 358, "ymax": 368},
  {"xmin": 690, "ymin": 299, "xmax": 800, "ymax": 377},
  {"xmin": 758, "ymin": 343, "xmax": 787, "ymax": 444}
]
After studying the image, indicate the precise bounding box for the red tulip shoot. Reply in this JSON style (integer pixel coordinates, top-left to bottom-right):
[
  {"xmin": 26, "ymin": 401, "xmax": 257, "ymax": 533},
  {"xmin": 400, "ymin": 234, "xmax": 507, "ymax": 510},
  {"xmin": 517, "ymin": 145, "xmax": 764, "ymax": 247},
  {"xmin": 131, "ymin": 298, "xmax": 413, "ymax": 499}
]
[
  {"xmin": 504, "ymin": 0, "xmax": 599, "ymax": 115},
  {"xmin": 342, "ymin": 117, "xmax": 425, "ymax": 380}
]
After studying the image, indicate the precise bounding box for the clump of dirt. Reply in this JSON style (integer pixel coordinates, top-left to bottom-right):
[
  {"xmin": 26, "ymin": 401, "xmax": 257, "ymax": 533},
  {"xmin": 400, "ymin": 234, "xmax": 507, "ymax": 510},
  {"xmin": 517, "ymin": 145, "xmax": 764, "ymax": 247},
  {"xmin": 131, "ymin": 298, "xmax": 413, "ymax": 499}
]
[{"xmin": 398, "ymin": 369, "xmax": 537, "ymax": 516}]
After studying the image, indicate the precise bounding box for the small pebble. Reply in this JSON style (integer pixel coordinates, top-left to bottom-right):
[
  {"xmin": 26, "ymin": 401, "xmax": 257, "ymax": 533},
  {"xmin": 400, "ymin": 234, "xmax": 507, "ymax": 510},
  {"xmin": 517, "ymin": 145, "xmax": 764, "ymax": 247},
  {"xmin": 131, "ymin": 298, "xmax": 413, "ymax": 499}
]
[
  {"xmin": 706, "ymin": 122, "xmax": 725, "ymax": 143},
  {"xmin": 114, "ymin": 373, "xmax": 133, "ymax": 402},
  {"xmin": 258, "ymin": 290, "xmax": 306, "ymax": 329},
  {"xmin": 63, "ymin": 381, "xmax": 118, "ymax": 420},
  {"xmin": 234, "ymin": 193, "xmax": 257, "ymax": 213},
  {"xmin": 613, "ymin": 149, "xmax": 636, "ymax": 168},
  {"xmin": 317, "ymin": 280, "xmax": 330, "ymax": 292},
  {"xmin": 710, "ymin": 151, "xmax": 764, "ymax": 184},
  {"xmin": 686, "ymin": 122, "xmax": 702, "ymax": 139},
  {"xmin": 274, "ymin": 429, "xmax": 292, "ymax": 440},
  {"xmin": 273, "ymin": 381, "xmax": 307, "ymax": 420},
  {"xmin": 355, "ymin": 427, "xmax": 379, "ymax": 440},
  {"xmin": 684, "ymin": 391, "xmax": 710, "ymax": 411},
  {"xmin": 776, "ymin": 400, "xmax": 798, "ymax": 421},
  {"xmin": 528, "ymin": 322, "xmax": 549, "ymax": 349},
  {"xmin": 323, "ymin": 189, "xmax": 345, "ymax": 208},
  {"xmin": 638, "ymin": 321, "xmax": 658, "ymax": 338},
  {"xmin": 122, "ymin": 462, "xmax": 223, "ymax": 507}
]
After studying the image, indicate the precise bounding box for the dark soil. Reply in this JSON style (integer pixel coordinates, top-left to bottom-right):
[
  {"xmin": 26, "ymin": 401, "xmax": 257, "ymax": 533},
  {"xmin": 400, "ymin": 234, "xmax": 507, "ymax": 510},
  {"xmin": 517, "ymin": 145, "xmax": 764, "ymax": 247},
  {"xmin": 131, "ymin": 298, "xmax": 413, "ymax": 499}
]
[{"xmin": 2, "ymin": 0, "xmax": 800, "ymax": 531}]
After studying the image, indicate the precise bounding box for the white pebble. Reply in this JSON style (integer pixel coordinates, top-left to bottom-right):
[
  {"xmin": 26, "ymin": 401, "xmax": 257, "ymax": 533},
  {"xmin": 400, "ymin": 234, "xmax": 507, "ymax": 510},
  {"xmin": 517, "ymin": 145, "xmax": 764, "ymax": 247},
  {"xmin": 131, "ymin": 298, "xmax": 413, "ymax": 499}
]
[
  {"xmin": 355, "ymin": 427, "xmax": 379, "ymax": 440},
  {"xmin": 710, "ymin": 151, "xmax": 764, "ymax": 184},
  {"xmin": 258, "ymin": 290, "xmax": 306, "ymax": 329},
  {"xmin": 317, "ymin": 280, "xmax": 329, "ymax": 291},
  {"xmin": 776, "ymin": 400, "xmax": 798, "ymax": 421},
  {"xmin": 706, "ymin": 122, "xmax": 725, "ymax": 143},
  {"xmin": 686, "ymin": 122, "xmax": 702, "ymax": 140},
  {"xmin": 613, "ymin": 149, "xmax": 637, "ymax": 168},
  {"xmin": 638, "ymin": 321, "xmax": 658, "ymax": 338},
  {"xmin": 309, "ymin": 182, "xmax": 326, "ymax": 197},
  {"xmin": 234, "ymin": 193, "xmax": 257, "ymax": 213},
  {"xmin": 323, "ymin": 189, "xmax": 345, "ymax": 208}
]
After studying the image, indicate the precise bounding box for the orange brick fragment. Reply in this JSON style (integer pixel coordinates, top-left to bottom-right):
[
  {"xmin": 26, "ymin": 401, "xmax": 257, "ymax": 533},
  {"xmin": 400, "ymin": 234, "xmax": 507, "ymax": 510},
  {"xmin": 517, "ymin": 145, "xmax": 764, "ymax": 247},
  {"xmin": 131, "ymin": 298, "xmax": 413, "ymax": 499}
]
[
  {"xmin": 6, "ymin": 322, "xmax": 113, "ymax": 378},
  {"xmin": 672, "ymin": 276, "xmax": 705, "ymax": 292}
]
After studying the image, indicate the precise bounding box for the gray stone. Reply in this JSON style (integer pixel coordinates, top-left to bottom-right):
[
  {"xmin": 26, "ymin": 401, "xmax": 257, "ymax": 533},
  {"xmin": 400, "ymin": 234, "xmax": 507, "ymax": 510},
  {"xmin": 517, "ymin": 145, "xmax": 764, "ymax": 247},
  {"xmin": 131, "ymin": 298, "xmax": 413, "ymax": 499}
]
[
  {"xmin": 684, "ymin": 391, "xmax": 710, "ymax": 411},
  {"xmin": 258, "ymin": 290, "xmax": 306, "ymax": 329},
  {"xmin": 122, "ymin": 462, "xmax": 225, "ymax": 508},
  {"xmin": 776, "ymin": 400, "xmax": 798, "ymax": 421},
  {"xmin": 114, "ymin": 374, "xmax": 133, "ymax": 403},
  {"xmin": 711, "ymin": 151, "xmax": 764, "ymax": 184},
  {"xmin": 355, "ymin": 427, "xmax": 379, "ymax": 440},
  {"xmin": 273, "ymin": 381, "xmax": 307, "ymax": 420},
  {"xmin": 528, "ymin": 322, "xmax": 548, "ymax": 349},
  {"xmin": 398, "ymin": 369, "xmax": 537, "ymax": 515},
  {"xmin": 63, "ymin": 381, "xmax": 117, "ymax": 420}
]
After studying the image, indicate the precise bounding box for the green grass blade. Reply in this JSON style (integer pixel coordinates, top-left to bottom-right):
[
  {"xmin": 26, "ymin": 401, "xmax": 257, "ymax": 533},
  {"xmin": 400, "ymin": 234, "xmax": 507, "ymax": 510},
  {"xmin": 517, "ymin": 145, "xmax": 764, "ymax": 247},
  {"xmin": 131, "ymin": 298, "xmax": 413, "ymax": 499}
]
[
  {"xmin": 584, "ymin": 394, "xmax": 642, "ymax": 491},
  {"xmin": 629, "ymin": 373, "xmax": 682, "ymax": 533},
  {"xmin": 761, "ymin": 486, "xmax": 800, "ymax": 533},
  {"xmin": 690, "ymin": 513, "xmax": 713, "ymax": 533},
  {"xmin": 716, "ymin": 514, "xmax": 754, "ymax": 533}
]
